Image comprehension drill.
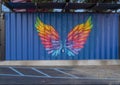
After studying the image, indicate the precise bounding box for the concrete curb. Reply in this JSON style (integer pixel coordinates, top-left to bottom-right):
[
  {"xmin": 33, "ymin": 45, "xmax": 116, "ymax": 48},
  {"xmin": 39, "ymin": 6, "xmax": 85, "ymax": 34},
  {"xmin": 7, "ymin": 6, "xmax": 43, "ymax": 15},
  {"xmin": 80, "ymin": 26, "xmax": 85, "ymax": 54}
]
[{"xmin": 0, "ymin": 60, "xmax": 120, "ymax": 66}]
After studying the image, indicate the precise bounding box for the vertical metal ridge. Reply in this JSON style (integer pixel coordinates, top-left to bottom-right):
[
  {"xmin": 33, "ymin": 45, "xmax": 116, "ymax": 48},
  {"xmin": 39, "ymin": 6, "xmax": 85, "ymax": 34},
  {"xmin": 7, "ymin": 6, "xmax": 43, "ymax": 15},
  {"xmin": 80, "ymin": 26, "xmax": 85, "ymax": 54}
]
[
  {"xmin": 9, "ymin": 13, "xmax": 11, "ymax": 60},
  {"xmin": 118, "ymin": 14, "xmax": 120, "ymax": 59},
  {"xmin": 14, "ymin": 13, "xmax": 16, "ymax": 58}
]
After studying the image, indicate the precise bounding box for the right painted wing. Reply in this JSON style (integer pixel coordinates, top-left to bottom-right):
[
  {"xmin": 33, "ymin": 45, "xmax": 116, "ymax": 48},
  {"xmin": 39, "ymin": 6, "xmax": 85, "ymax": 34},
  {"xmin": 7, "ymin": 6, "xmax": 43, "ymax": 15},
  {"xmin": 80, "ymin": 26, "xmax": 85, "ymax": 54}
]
[{"xmin": 66, "ymin": 17, "xmax": 93, "ymax": 56}]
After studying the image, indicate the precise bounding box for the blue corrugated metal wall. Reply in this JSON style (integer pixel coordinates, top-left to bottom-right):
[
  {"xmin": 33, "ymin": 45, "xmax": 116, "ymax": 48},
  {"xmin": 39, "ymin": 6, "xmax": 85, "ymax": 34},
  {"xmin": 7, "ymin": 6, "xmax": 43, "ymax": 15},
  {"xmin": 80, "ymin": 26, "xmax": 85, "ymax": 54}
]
[{"xmin": 5, "ymin": 13, "xmax": 119, "ymax": 60}]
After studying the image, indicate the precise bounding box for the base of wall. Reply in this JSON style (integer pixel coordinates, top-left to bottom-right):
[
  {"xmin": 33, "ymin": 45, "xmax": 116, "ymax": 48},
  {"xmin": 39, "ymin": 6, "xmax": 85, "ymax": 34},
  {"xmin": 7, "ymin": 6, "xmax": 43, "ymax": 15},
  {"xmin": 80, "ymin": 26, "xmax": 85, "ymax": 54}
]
[{"xmin": 0, "ymin": 60, "xmax": 120, "ymax": 66}]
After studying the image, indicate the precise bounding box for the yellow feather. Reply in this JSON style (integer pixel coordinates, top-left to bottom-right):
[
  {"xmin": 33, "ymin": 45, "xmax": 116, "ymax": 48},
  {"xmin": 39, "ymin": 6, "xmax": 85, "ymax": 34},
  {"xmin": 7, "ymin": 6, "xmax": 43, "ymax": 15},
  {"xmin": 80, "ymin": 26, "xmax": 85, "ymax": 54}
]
[{"xmin": 84, "ymin": 17, "xmax": 92, "ymax": 30}]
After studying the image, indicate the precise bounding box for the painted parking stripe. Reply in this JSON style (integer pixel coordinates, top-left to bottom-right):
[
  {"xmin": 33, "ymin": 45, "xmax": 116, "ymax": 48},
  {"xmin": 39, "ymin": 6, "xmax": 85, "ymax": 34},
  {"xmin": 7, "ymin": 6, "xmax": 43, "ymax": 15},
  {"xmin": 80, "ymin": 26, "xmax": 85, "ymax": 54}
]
[
  {"xmin": 0, "ymin": 74, "xmax": 76, "ymax": 79},
  {"xmin": 31, "ymin": 67, "xmax": 51, "ymax": 77},
  {"xmin": 53, "ymin": 68, "xmax": 79, "ymax": 78},
  {"xmin": 0, "ymin": 73, "xmax": 119, "ymax": 81},
  {"xmin": 0, "ymin": 66, "xmax": 75, "ymax": 71},
  {"xmin": 9, "ymin": 67, "xmax": 24, "ymax": 76},
  {"xmin": 1, "ymin": 66, "xmax": 71, "ymax": 70}
]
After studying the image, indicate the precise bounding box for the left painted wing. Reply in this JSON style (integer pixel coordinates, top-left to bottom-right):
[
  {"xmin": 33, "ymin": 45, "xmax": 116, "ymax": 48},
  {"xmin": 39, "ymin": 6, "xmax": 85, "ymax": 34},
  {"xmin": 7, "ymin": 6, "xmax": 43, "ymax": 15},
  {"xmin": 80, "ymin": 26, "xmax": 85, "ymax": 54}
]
[
  {"xmin": 66, "ymin": 17, "xmax": 93, "ymax": 56},
  {"xmin": 35, "ymin": 17, "xmax": 61, "ymax": 56}
]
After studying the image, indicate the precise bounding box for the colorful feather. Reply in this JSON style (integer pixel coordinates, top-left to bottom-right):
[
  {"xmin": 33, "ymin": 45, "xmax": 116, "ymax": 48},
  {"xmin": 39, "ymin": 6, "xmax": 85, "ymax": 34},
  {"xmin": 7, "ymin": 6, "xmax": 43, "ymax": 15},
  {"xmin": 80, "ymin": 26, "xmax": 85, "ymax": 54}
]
[
  {"xmin": 35, "ymin": 17, "xmax": 61, "ymax": 56},
  {"xmin": 66, "ymin": 17, "xmax": 93, "ymax": 56}
]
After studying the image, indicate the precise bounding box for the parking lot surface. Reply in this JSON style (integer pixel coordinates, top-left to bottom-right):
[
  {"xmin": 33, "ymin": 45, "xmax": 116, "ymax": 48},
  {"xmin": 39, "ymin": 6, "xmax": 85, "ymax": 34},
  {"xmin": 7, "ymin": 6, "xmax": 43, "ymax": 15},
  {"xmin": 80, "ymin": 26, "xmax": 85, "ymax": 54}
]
[{"xmin": 0, "ymin": 66, "xmax": 120, "ymax": 85}]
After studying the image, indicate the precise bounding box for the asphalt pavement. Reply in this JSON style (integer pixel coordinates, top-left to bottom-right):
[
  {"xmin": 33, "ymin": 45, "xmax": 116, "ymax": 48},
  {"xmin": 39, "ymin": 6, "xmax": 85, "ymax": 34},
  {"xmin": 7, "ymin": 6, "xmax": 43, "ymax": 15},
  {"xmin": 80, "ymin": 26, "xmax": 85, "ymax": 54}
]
[{"xmin": 0, "ymin": 66, "xmax": 120, "ymax": 85}]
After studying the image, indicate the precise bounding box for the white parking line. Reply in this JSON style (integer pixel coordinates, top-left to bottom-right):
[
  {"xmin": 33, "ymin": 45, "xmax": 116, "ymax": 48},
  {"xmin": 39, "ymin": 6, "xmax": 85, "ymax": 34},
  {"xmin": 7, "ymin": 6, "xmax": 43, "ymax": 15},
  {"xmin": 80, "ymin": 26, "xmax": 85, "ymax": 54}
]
[
  {"xmin": 9, "ymin": 67, "xmax": 24, "ymax": 76},
  {"xmin": 0, "ymin": 67, "xmax": 119, "ymax": 81},
  {"xmin": 31, "ymin": 67, "xmax": 51, "ymax": 77},
  {"xmin": 53, "ymin": 68, "xmax": 79, "ymax": 79},
  {"xmin": 2, "ymin": 66, "xmax": 74, "ymax": 71},
  {"xmin": 0, "ymin": 73, "xmax": 119, "ymax": 81}
]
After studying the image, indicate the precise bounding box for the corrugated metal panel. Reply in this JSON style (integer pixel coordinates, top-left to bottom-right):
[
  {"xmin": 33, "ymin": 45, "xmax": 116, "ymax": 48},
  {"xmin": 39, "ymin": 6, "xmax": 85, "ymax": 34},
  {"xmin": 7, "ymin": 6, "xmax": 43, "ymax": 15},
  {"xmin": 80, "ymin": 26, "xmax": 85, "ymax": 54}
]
[{"xmin": 5, "ymin": 13, "xmax": 119, "ymax": 60}]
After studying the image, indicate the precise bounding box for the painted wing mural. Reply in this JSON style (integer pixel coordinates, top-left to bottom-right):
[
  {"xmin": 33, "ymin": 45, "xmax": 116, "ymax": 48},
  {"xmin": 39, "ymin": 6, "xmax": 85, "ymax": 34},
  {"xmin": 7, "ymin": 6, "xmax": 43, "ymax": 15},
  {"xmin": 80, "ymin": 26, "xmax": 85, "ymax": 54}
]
[
  {"xmin": 35, "ymin": 17, "xmax": 93, "ymax": 57},
  {"xmin": 66, "ymin": 17, "xmax": 93, "ymax": 56},
  {"xmin": 35, "ymin": 17, "xmax": 62, "ymax": 56}
]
